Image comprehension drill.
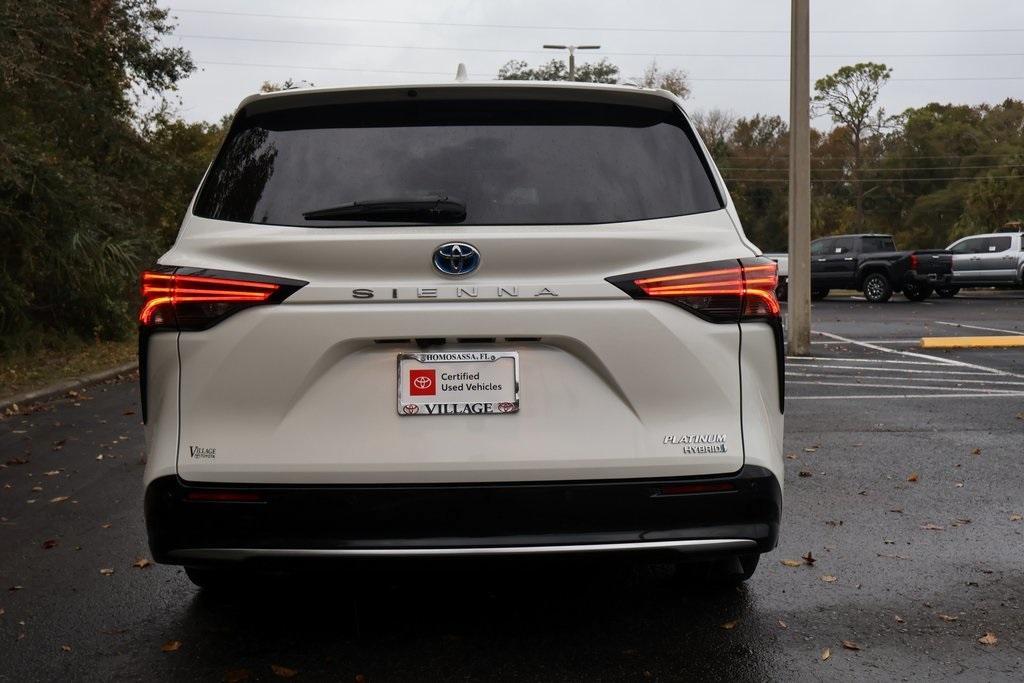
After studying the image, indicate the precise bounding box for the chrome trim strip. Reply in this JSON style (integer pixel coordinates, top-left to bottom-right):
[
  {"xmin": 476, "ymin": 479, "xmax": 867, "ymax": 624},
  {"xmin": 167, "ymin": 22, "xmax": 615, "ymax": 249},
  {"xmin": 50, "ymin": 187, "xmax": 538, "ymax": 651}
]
[{"xmin": 169, "ymin": 538, "xmax": 756, "ymax": 560}]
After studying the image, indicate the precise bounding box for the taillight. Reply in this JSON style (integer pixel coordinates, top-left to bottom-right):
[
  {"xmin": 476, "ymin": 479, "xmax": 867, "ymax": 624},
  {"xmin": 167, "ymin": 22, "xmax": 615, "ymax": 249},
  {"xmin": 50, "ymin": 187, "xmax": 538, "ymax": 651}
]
[
  {"xmin": 139, "ymin": 268, "xmax": 306, "ymax": 330},
  {"xmin": 608, "ymin": 258, "xmax": 780, "ymax": 323},
  {"xmin": 910, "ymin": 254, "xmax": 919, "ymax": 271}
]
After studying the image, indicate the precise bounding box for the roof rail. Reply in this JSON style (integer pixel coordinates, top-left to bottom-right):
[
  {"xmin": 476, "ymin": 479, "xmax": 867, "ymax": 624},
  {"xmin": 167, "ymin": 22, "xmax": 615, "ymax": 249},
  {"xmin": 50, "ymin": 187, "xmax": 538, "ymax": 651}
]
[{"xmin": 455, "ymin": 63, "xmax": 468, "ymax": 82}]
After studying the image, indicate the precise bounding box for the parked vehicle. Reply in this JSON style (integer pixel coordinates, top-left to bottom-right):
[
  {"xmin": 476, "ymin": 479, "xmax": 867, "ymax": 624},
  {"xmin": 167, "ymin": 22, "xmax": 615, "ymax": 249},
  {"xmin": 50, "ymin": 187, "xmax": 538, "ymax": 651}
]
[
  {"xmin": 139, "ymin": 81, "xmax": 784, "ymax": 589},
  {"xmin": 936, "ymin": 231, "xmax": 1024, "ymax": 297},
  {"xmin": 768, "ymin": 234, "xmax": 953, "ymax": 303}
]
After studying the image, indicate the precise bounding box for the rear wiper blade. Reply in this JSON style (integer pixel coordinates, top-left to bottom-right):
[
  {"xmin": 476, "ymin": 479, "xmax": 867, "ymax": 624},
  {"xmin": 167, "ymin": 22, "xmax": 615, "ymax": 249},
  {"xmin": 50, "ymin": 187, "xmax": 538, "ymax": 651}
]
[{"xmin": 302, "ymin": 195, "xmax": 466, "ymax": 223}]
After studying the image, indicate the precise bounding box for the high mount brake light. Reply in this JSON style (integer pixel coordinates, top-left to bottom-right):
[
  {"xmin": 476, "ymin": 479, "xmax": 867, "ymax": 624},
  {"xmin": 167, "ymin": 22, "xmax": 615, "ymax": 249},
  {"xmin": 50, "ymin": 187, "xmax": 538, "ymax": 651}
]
[
  {"xmin": 139, "ymin": 270, "xmax": 305, "ymax": 330},
  {"xmin": 610, "ymin": 259, "xmax": 780, "ymax": 323}
]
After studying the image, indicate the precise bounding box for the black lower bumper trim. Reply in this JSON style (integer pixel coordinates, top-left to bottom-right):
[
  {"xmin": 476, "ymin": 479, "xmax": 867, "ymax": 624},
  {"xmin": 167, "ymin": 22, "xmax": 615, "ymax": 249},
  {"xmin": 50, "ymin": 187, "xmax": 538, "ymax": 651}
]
[{"xmin": 145, "ymin": 466, "xmax": 781, "ymax": 565}]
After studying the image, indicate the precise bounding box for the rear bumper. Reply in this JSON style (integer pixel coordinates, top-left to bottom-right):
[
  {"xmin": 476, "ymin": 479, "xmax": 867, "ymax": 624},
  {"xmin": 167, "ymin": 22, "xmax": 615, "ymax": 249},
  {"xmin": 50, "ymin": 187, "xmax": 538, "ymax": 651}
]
[
  {"xmin": 145, "ymin": 465, "xmax": 781, "ymax": 565},
  {"xmin": 904, "ymin": 270, "xmax": 953, "ymax": 287}
]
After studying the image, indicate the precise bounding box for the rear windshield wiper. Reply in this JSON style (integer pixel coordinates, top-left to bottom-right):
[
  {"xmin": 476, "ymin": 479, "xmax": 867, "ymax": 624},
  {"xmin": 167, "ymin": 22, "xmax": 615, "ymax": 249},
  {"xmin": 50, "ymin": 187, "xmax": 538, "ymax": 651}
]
[{"xmin": 302, "ymin": 195, "xmax": 466, "ymax": 223}]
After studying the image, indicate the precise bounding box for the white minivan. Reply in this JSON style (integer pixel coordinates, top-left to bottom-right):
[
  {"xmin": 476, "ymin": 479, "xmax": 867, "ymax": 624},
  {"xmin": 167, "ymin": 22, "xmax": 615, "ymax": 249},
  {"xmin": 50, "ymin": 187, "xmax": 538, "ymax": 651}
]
[{"xmin": 140, "ymin": 81, "xmax": 784, "ymax": 588}]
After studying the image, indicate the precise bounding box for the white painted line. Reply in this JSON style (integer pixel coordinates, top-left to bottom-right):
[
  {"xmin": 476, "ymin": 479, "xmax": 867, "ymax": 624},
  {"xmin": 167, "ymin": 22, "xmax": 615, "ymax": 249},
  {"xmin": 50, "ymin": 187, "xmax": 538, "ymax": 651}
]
[
  {"xmin": 811, "ymin": 340, "xmax": 919, "ymax": 345},
  {"xmin": 786, "ymin": 371, "xmax": 1024, "ymax": 386},
  {"xmin": 786, "ymin": 364, "xmax": 989, "ymax": 376},
  {"xmin": 813, "ymin": 330, "xmax": 1024, "ymax": 378},
  {"xmin": 788, "ymin": 393, "xmax": 1024, "ymax": 401},
  {"xmin": 935, "ymin": 321, "xmax": 1024, "ymax": 336},
  {"xmin": 786, "ymin": 356, "xmax": 951, "ymax": 367},
  {"xmin": 787, "ymin": 380, "xmax": 1024, "ymax": 394}
]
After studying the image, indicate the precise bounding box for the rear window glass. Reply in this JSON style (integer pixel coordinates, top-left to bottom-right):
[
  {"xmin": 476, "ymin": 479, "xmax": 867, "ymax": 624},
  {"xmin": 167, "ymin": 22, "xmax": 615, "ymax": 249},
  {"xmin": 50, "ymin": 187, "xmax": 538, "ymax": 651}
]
[
  {"xmin": 193, "ymin": 99, "xmax": 722, "ymax": 226},
  {"xmin": 859, "ymin": 237, "xmax": 896, "ymax": 253}
]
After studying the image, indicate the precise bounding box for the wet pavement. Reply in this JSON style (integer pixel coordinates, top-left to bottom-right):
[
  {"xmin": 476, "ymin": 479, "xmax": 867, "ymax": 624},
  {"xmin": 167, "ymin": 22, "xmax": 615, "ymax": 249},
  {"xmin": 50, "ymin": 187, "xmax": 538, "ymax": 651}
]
[{"xmin": 1, "ymin": 293, "xmax": 1022, "ymax": 681}]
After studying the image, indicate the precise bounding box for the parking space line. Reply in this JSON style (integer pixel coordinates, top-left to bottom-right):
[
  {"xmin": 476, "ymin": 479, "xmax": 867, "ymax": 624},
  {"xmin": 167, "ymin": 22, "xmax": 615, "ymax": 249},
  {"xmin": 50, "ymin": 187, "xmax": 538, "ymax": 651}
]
[
  {"xmin": 810, "ymin": 339, "xmax": 919, "ymax": 345},
  {"xmin": 786, "ymin": 364, "xmax": 991, "ymax": 376},
  {"xmin": 787, "ymin": 380, "xmax": 1024, "ymax": 394},
  {"xmin": 935, "ymin": 321, "xmax": 1024, "ymax": 336},
  {"xmin": 786, "ymin": 371, "xmax": 1024, "ymax": 386},
  {"xmin": 787, "ymin": 356, "xmax": 952, "ymax": 367},
  {"xmin": 788, "ymin": 393, "xmax": 1024, "ymax": 400},
  {"xmin": 813, "ymin": 330, "xmax": 1024, "ymax": 378}
]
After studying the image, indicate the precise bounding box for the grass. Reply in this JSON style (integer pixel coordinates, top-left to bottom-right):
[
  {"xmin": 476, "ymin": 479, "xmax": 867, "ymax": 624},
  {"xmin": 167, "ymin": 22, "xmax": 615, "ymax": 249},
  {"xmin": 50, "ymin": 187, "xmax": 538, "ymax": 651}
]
[{"xmin": 0, "ymin": 337, "xmax": 136, "ymax": 401}]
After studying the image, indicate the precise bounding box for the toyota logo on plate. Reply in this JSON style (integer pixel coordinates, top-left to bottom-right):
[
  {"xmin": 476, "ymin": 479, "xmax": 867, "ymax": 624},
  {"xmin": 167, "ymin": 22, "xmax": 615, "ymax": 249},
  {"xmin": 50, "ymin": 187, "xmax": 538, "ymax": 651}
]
[
  {"xmin": 413, "ymin": 375, "xmax": 432, "ymax": 390},
  {"xmin": 433, "ymin": 242, "xmax": 480, "ymax": 276}
]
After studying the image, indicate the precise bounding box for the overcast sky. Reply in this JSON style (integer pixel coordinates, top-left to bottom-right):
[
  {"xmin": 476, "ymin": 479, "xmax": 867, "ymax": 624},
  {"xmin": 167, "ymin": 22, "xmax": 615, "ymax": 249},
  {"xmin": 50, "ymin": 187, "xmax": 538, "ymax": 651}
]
[{"xmin": 160, "ymin": 0, "xmax": 1024, "ymax": 125}]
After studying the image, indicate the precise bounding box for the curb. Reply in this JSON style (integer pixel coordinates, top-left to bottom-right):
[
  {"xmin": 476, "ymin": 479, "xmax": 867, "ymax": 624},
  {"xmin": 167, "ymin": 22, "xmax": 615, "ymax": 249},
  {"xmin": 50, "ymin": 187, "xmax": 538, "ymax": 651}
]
[
  {"xmin": 920, "ymin": 336, "xmax": 1024, "ymax": 349},
  {"xmin": 0, "ymin": 362, "xmax": 139, "ymax": 413}
]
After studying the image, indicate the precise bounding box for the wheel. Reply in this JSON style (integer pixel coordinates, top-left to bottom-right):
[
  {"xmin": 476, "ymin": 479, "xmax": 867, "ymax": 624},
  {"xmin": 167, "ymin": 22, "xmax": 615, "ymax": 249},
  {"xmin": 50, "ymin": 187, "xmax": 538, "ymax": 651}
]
[
  {"xmin": 185, "ymin": 566, "xmax": 236, "ymax": 590},
  {"xmin": 935, "ymin": 286, "xmax": 960, "ymax": 298},
  {"xmin": 861, "ymin": 273, "xmax": 893, "ymax": 303},
  {"xmin": 775, "ymin": 277, "xmax": 788, "ymax": 302},
  {"xmin": 903, "ymin": 282, "xmax": 933, "ymax": 302},
  {"xmin": 810, "ymin": 289, "xmax": 829, "ymax": 301},
  {"xmin": 675, "ymin": 552, "xmax": 760, "ymax": 586}
]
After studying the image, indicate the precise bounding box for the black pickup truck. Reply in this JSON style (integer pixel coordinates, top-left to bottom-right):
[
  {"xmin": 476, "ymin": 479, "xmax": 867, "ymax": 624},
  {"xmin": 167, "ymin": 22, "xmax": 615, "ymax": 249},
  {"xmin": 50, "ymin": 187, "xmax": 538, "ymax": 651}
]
[{"xmin": 774, "ymin": 234, "xmax": 954, "ymax": 303}]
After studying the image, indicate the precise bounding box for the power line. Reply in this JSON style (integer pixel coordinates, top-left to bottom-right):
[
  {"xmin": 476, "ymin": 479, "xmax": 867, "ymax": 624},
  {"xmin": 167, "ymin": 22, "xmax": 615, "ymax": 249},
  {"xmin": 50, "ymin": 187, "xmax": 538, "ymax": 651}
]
[
  {"xmin": 722, "ymin": 175, "xmax": 1022, "ymax": 183},
  {"xmin": 192, "ymin": 60, "xmax": 1024, "ymax": 82},
  {"xmin": 168, "ymin": 8, "xmax": 1024, "ymax": 35},
  {"xmin": 175, "ymin": 34, "xmax": 1024, "ymax": 59},
  {"xmin": 720, "ymin": 154, "xmax": 1023, "ymax": 160},
  {"xmin": 720, "ymin": 164, "xmax": 1024, "ymax": 172}
]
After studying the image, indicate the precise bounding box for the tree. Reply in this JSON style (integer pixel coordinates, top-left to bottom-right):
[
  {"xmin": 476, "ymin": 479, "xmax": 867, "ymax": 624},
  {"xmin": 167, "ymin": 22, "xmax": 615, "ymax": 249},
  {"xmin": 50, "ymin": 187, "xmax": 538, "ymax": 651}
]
[
  {"xmin": 691, "ymin": 109, "xmax": 735, "ymax": 157},
  {"xmin": 260, "ymin": 79, "xmax": 315, "ymax": 93},
  {"xmin": 496, "ymin": 58, "xmax": 619, "ymax": 83},
  {"xmin": 0, "ymin": 0, "xmax": 194, "ymax": 345},
  {"xmin": 813, "ymin": 62, "xmax": 896, "ymax": 228},
  {"xmin": 637, "ymin": 60, "xmax": 690, "ymax": 99}
]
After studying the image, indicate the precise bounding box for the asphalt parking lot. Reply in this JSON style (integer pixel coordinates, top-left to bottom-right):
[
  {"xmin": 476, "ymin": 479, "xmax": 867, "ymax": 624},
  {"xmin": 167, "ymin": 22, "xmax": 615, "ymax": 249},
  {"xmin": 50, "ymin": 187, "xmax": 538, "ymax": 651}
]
[{"xmin": 1, "ymin": 291, "xmax": 1022, "ymax": 681}]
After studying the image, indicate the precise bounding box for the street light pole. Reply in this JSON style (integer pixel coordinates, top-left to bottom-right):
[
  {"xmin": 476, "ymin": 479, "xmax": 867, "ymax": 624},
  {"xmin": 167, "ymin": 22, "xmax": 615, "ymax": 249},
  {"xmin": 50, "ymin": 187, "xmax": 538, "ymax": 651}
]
[
  {"xmin": 542, "ymin": 44, "xmax": 601, "ymax": 81},
  {"xmin": 787, "ymin": 0, "xmax": 811, "ymax": 356}
]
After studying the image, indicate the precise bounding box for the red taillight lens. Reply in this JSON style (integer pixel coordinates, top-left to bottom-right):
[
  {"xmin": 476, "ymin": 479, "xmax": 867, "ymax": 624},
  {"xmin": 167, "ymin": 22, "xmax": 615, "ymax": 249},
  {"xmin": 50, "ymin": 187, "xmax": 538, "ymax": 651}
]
[
  {"xmin": 140, "ymin": 270, "xmax": 304, "ymax": 330},
  {"xmin": 910, "ymin": 254, "xmax": 919, "ymax": 271},
  {"xmin": 614, "ymin": 258, "xmax": 780, "ymax": 323}
]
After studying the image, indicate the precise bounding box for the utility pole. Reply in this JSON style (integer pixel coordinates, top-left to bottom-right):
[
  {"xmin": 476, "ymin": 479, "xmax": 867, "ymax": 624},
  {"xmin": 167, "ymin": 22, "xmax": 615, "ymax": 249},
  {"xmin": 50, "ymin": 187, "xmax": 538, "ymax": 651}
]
[
  {"xmin": 787, "ymin": 0, "xmax": 811, "ymax": 356},
  {"xmin": 542, "ymin": 44, "xmax": 601, "ymax": 81}
]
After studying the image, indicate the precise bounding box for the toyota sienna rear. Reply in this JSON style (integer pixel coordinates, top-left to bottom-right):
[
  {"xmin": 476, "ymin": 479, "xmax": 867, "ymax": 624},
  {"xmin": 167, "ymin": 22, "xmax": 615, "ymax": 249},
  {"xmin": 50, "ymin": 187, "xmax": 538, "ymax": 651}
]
[{"xmin": 140, "ymin": 82, "xmax": 784, "ymax": 588}]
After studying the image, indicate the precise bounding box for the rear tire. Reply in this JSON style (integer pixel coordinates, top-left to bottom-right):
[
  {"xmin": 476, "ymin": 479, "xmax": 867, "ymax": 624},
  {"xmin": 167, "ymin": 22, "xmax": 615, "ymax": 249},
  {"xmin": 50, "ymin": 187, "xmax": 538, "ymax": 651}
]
[
  {"xmin": 935, "ymin": 286, "xmax": 960, "ymax": 298},
  {"xmin": 185, "ymin": 566, "xmax": 236, "ymax": 591},
  {"xmin": 861, "ymin": 273, "xmax": 893, "ymax": 303},
  {"xmin": 675, "ymin": 552, "xmax": 760, "ymax": 587},
  {"xmin": 903, "ymin": 282, "xmax": 933, "ymax": 301},
  {"xmin": 810, "ymin": 289, "xmax": 829, "ymax": 301}
]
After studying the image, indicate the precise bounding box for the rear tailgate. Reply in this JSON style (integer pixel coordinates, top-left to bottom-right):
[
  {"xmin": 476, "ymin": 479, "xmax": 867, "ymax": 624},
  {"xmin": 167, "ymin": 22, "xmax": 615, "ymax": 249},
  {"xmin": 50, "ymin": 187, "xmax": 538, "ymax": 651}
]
[{"xmin": 912, "ymin": 250, "xmax": 953, "ymax": 275}]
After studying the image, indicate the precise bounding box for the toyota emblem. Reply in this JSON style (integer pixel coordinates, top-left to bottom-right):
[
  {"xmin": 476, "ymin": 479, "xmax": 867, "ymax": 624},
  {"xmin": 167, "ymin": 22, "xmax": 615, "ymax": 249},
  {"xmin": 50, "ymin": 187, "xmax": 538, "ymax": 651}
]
[{"xmin": 433, "ymin": 242, "xmax": 481, "ymax": 276}]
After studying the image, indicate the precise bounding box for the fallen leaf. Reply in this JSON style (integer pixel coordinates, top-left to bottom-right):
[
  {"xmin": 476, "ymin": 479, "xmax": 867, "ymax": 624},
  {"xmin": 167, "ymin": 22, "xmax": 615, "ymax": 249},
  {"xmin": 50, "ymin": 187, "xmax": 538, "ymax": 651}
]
[
  {"xmin": 785, "ymin": 453, "xmax": 798, "ymax": 460},
  {"xmin": 895, "ymin": 615, "xmax": 905, "ymax": 624},
  {"xmin": 43, "ymin": 470, "xmax": 61, "ymax": 476},
  {"xmin": 42, "ymin": 539, "xmax": 58, "ymax": 549},
  {"xmin": 907, "ymin": 472, "xmax": 919, "ymax": 482},
  {"xmin": 719, "ymin": 619, "xmax": 739, "ymax": 630},
  {"xmin": 132, "ymin": 558, "xmax": 153, "ymax": 569},
  {"xmin": 61, "ymin": 644, "xmax": 72, "ymax": 652},
  {"xmin": 954, "ymin": 482, "xmax": 964, "ymax": 488},
  {"xmin": 31, "ymin": 486, "xmax": 42, "ymax": 492},
  {"xmin": 798, "ymin": 470, "xmax": 813, "ymax": 478},
  {"xmin": 270, "ymin": 664, "xmax": 299, "ymax": 678},
  {"xmin": 8, "ymin": 585, "xmax": 22, "ymax": 591},
  {"xmin": 801, "ymin": 551, "xmax": 816, "ymax": 566},
  {"xmin": 99, "ymin": 568, "xmax": 114, "ymax": 576},
  {"xmin": 780, "ymin": 559, "xmax": 803, "ymax": 568},
  {"xmin": 161, "ymin": 639, "xmax": 183, "ymax": 653},
  {"xmin": 821, "ymin": 575, "xmax": 838, "ymax": 583},
  {"xmin": 841, "ymin": 640, "xmax": 862, "ymax": 651},
  {"xmin": 49, "ymin": 496, "xmax": 70, "ymax": 504},
  {"xmin": 101, "ymin": 523, "xmax": 112, "ymax": 529},
  {"xmin": 778, "ymin": 620, "xmax": 788, "ymax": 629},
  {"xmin": 821, "ymin": 647, "xmax": 831, "ymax": 661},
  {"xmin": 971, "ymin": 448, "xmax": 981, "ymax": 455},
  {"xmin": 6, "ymin": 458, "xmax": 29, "ymax": 466},
  {"xmin": 0, "ymin": 607, "xmax": 5, "ymax": 616},
  {"xmin": 938, "ymin": 614, "xmax": 958, "ymax": 622},
  {"xmin": 978, "ymin": 632, "xmax": 998, "ymax": 646},
  {"xmin": 223, "ymin": 669, "xmax": 252, "ymax": 683},
  {"xmin": 920, "ymin": 523, "xmax": 945, "ymax": 531},
  {"xmin": 123, "ymin": 409, "xmax": 136, "ymax": 416},
  {"xmin": 877, "ymin": 553, "xmax": 910, "ymax": 560},
  {"xmin": 95, "ymin": 455, "xmax": 103, "ymax": 461},
  {"xmin": 1010, "ymin": 514, "xmax": 1022, "ymax": 522}
]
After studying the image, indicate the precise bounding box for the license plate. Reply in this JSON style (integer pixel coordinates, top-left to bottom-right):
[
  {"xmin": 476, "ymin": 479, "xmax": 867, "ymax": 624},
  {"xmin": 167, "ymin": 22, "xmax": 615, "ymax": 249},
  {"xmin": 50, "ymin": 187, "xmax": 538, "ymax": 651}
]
[{"xmin": 397, "ymin": 351, "xmax": 519, "ymax": 416}]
